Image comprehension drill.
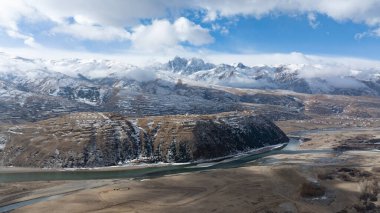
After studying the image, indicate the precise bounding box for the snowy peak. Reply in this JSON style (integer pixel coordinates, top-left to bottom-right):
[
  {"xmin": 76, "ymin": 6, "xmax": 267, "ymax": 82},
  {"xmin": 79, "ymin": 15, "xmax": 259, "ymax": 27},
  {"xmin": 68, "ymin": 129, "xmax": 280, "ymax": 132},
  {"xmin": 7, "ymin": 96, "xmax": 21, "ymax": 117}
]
[
  {"xmin": 166, "ymin": 56, "xmax": 215, "ymax": 74},
  {"xmin": 235, "ymin": 62, "xmax": 248, "ymax": 69}
]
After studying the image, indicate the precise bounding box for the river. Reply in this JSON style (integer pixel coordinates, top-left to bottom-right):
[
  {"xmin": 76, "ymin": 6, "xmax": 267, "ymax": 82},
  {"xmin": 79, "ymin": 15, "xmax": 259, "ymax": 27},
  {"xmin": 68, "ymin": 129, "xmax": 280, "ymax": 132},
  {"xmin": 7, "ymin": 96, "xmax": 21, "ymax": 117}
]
[
  {"xmin": 4, "ymin": 127, "xmax": 361, "ymax": 184},
  {"xmin": 0, "ymin": 143, "xmax": 290, "ymax": 183}
]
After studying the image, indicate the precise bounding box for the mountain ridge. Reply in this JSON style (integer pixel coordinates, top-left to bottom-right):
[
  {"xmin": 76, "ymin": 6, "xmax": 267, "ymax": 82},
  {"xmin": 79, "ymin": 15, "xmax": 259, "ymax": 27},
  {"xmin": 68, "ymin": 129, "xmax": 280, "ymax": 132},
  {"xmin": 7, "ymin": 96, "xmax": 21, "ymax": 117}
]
[{"xmin": 1, "ymin": 53, "xmax": 379, "ymax": 97}]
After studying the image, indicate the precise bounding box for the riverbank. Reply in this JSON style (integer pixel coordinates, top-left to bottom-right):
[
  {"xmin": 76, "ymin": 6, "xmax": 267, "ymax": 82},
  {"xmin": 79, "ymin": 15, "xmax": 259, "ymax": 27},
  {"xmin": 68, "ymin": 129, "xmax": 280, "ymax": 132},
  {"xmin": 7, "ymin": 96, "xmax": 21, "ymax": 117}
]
[
  {"xmin": 0, "ymin": 143, "xmax": 287, "ymax": 184},
  {"xmin": 1, "ymin": 128, "xmax": 379, "ymax": 212}
]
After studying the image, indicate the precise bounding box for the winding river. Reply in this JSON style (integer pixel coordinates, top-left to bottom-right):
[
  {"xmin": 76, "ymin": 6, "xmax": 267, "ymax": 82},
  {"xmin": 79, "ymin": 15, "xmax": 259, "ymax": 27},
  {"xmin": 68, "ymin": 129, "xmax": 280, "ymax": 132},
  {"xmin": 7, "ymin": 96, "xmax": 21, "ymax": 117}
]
[
  {"xmin": 4, "ymin": 126, "xmax": 368, "ymax": 184},
  {"xmin": 1, "ymin": 127, "xmax": 350, "ymax": 212},
  {"xmin": 0, "ymin": 143, "xmax": 291, "ymax": 183}
]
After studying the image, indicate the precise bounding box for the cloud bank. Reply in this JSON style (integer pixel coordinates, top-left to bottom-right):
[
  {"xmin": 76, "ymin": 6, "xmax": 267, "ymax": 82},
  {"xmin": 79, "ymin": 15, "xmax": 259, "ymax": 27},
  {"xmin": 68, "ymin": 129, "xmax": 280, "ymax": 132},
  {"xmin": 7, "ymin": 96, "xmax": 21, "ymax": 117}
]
[{"xmin": 0, "ymin": 0, "xmax": 380, "ymax": 51}]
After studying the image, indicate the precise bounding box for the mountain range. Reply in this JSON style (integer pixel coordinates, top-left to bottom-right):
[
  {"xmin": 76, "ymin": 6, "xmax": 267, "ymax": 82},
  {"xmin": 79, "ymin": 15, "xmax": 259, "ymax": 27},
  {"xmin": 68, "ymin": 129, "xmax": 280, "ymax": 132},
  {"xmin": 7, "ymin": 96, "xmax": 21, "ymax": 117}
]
[{"xmin": 1, "ymin": 53, "xmax": 380, "ymax": 124}]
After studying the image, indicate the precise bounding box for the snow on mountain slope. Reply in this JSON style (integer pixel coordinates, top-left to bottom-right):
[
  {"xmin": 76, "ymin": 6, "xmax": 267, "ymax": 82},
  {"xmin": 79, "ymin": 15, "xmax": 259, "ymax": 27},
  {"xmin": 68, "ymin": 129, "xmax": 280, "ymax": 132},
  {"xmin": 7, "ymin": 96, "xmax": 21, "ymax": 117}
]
[
  {"xmin": 165, "ymin": 56, "xmax": 215, "ymax": 75},
  {"xmin": 174, "ymin": 58, "xmax": 380, "ymax": 96},
  {"xmin": 0, "ymin": 54, "xmax": 139, "ymax": 106},
  {"xmin": 1, "ymin": 53, "xmax": 380, "ymax": 109}
]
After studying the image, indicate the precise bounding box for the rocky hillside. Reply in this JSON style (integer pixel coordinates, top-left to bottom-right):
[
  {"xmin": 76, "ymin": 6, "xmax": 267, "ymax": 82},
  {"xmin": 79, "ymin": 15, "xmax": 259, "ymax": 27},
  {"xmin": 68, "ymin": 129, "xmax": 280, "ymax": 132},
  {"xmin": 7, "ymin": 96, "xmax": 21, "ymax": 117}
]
[{"xmin": 0, "ymin": 112, "xmax": 288, "ymax": 168}]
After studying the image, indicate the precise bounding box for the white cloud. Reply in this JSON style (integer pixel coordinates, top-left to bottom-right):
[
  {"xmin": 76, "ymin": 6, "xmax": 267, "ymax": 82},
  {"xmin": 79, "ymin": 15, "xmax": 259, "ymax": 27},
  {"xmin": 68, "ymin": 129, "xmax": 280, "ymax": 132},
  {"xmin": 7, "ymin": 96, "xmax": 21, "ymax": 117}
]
[
  {"xmin": 355, "ymin": 27, "xmax": 380, "ymax": 39},
  {"xmin": 307, "ymin": 13, "xmax": 319, "ymax": 29},
  {"xmin": 0, "ymin": 0, "xmax": 192, "ymax": 47},
  {"xmin": 130, "ymin": 17, "xmax": 213, "ymax": 52},
  {"xmin": 203, "ymin": 10, "xmax": 218, "ymax": 22},
  {"xmin": 23, "ymin": 37, "xmax": 41, "ymax": 48},
  {"xmin": 174, "ymin": 17, "xmax": 214, "ymax": 45},
  {"xmin": 124, "ymin": 68, "xmax": 157, "ymax": 82},
  {"xmin": 131, "ymin": 20, "xmax": 178, "ymax": 52},
  {"xmin": 374, "ymin": 28, "xmax": 380, "ymax": 36},
  {"xmin": 0, "ymin": 1, "xmax": 43, "ymax": 47},
  {"xmin": 24, "ymin": 0, "xmax": 183, "ymax": 26},
  {"xmin": 51, "ymin": 23, "xmax": 131, "ymax": 41},
  {"xmin": 211, "ymin": 23, "xmax": 229, "ymax": 35},
  {"xmin": 355, "ymin": 32, "xmax": 368, "ymax": 40},
  {"xmin": 5, "ymin": 29, "xmax": 41, "ymax": 48},
  {"xmin": 0, "ymin": 1, "xmax": 40, "ymax": 31},
  {"xmin": 315, "ymin": 0, "xmax": 380, "ymax": 26},
  {"xmin": 198, "ymin": 0, "xmax": 380, "ymax": 26}
]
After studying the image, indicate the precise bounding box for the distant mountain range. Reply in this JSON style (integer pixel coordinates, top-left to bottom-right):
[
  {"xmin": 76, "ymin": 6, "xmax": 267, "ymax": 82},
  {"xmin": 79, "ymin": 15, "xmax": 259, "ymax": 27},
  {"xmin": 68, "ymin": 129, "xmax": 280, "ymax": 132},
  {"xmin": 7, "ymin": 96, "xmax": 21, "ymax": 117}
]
[
  {"xmin": 2, "ymin": 53, "xmax": 380, "ymax": 96},
  {"xmin": 1, "ymin": 53, "xmax": 380, "ymax": 123},
  {"xmin": 164, "ymin": 56, "xmax": 380, "ymax": 96}
]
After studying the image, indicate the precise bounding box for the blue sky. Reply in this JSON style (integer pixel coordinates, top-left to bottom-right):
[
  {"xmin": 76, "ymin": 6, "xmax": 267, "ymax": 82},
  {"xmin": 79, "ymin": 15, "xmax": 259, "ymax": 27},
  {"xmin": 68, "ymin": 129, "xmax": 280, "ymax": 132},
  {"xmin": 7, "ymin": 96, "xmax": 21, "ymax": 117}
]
[
  {"xmin": 208, "ymin": 15, "xmax": 378, "ymax": 59},
  {"xmin": 0, "ymin": 0, "xmax": 379, "ymax": 64}
]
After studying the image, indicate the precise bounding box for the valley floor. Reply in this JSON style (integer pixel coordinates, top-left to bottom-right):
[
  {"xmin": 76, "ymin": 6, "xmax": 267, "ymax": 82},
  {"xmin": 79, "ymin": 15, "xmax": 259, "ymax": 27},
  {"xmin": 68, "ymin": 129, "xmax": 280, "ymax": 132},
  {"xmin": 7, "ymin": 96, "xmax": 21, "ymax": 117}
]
[{"xmin": 1, "ymin": 126, "xmax": 380, "ymax": 213}]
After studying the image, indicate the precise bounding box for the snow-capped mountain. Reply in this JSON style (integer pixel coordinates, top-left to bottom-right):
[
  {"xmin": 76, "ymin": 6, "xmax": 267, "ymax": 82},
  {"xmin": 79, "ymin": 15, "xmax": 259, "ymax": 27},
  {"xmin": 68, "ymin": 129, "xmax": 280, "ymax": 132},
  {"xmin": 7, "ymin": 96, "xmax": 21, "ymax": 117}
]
[
  {"xmin": 0, "ymin": 53, "xmax": 146, "ymax": 106},
  {"xmin": 164, "ymin": 56, "xmax": 215, "ymax": 75},
  {"xmin": 2, "ymin": 53, "xmax": 380, "ymax": 97},
  {"xmin": 1, "ymin": 53, "xmax": 380, "ymax": 124},
  {"xmin": 177, "ymin": 59, "xmax": 380, "ymax": 96}
]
